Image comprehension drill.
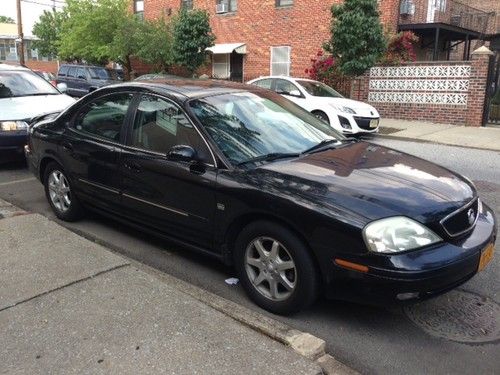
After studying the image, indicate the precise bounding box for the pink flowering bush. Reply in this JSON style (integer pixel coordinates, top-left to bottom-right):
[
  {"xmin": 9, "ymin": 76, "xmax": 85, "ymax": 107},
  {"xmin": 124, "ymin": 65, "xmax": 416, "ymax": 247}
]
[
  {"xmin": 305, "ymin": 50, "xmax": 351, "ymax": 96},
  {"xmin": 380, "ymin": 31, "xmax": 419, "ymax": 66}
]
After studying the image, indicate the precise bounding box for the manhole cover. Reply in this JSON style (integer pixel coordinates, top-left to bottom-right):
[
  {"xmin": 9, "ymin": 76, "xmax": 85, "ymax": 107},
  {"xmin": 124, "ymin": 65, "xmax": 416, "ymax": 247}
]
[{"xmin": 404, "ymin": 290, "xmax": 500, "ymax": 344}]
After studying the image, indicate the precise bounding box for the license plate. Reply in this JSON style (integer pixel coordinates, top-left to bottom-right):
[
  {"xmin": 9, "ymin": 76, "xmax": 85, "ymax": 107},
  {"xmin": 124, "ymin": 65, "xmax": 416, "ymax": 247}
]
[
  {"xmin": 369, "ymin": 119, "xmax": 379, "ymax": 128},
  {"xmin": 478, "ymin": 242, "xmax": 494, "ymax": 272}
]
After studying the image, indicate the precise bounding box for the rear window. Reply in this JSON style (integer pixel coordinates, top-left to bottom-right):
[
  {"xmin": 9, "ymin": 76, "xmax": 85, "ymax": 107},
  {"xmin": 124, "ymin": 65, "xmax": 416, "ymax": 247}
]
[{"xmin": 58, "ymin": 66, "xmax": 69, "ymax": 77}]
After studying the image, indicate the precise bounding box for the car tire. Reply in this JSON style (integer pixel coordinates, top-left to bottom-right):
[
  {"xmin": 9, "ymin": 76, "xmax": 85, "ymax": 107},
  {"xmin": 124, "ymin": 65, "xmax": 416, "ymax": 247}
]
[
  {"xmin": 43, "ymin": 162, "xmax": 84, "ymax": 222},
  {"xmin": 312, "ymin": 110, "xmax": 330, "ymax": 125},
  {"xmin": 234, "ymin": 220, "xmax": 319, "ymax": 315}
]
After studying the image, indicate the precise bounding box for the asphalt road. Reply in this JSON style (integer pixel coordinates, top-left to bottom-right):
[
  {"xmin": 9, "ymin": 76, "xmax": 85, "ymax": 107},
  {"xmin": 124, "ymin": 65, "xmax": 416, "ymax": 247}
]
[{"xmin": 1, "ymin": 138, "xmax": 499, "ymax": 375}]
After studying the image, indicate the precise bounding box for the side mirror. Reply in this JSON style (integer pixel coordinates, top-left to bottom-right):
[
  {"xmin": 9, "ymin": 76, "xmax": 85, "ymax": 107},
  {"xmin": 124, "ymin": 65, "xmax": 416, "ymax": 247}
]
[
  {"xmin": 167, "ymin": 145, "xmax": 197, "ymax": 163},
  {"xmin": 57, "ymin": 83, "xmax": 68, "ymax": 93},
  {"xmin": 289, "ymin": 89, "xmax": 302, "ymax": 97}
]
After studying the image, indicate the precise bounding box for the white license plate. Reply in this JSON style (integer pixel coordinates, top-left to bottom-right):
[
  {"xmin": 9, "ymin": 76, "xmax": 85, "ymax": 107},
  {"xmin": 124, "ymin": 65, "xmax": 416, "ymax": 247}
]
[{"xmin": 369, "ymin": 119, "xmax": 379, "ymax": 128}]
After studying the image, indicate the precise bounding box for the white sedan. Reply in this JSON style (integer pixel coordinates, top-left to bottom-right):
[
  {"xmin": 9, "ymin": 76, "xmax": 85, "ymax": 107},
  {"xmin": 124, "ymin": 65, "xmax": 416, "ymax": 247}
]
[{"xmin": 247, "ymin": 76, "xmax": 379, "ymax": 135}]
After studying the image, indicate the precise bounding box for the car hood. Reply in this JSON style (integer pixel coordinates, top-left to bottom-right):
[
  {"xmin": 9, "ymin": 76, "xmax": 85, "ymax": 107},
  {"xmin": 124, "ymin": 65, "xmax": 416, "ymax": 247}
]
[
  {"xmin": 0, "ymin": 94, "xmax": 76, "ymax": 121},
  {"xmin": 253, "ymin": 142, "xmax": 475, "ymax": 225}
]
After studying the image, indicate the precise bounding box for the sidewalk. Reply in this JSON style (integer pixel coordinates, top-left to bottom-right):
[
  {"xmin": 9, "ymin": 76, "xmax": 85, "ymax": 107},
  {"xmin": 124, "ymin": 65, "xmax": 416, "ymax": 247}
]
[
  {"xmin": 378, "ymin": 119, "xmax": 500, "ymax": 151},
  {"xmin": 0, "ymin": 201, "xmax": 338, "ymax": 374}
]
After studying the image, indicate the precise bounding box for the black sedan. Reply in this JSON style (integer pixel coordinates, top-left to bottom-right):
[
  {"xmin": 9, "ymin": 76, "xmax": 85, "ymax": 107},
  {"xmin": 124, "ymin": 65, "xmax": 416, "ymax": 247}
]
[{"xmin": 25, "ymin": 80, "xmax": 497, "ymax": 314}]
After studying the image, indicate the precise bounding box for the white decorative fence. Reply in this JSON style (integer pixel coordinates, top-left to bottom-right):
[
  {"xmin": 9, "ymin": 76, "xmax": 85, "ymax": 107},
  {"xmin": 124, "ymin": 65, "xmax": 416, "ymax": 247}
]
[{"xmin": 368, "ymin": 65, "xmax": 471, "ymax": 106}]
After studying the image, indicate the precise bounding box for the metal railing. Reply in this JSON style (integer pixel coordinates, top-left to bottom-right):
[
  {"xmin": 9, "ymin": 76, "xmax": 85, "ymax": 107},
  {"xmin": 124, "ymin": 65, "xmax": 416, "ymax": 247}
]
[{"xmin": 399, "ymin": 0, "xmax": 495, "ymax": 35}]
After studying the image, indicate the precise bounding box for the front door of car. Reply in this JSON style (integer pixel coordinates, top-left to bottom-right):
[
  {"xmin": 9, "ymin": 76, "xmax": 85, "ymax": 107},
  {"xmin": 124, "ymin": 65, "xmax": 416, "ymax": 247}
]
[
  {"xmin": 273, "ymin": 79, "xmax": 306, "ymax": 108},
  {"xmin": 120, "ymin": 94, "xmax": 217, "ymax": 249},
  {"xmin": 59, "ymin": 92, "xmax": 134, "ymax": 213}
]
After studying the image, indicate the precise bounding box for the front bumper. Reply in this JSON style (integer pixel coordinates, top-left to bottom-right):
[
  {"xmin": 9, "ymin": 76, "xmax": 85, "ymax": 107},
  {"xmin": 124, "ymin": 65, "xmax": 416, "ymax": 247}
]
[
  {"xmin": 0, "ymin": 132, "xmax": 28, "ymax": 162},
  {"xmin": 324, "ymin": 203, "xmax": 497, "ymax": 305},
  {"xmin": 338, "ymin": 115, "xmax": 380, "ymax": 135}
]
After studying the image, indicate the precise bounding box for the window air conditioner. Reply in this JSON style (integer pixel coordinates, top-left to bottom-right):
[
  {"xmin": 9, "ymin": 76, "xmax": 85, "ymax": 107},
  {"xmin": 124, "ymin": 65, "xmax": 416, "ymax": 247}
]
[
  {"xmin": 216, "ymin": 3, "xmax": 228, "ymax": 13},
  {"xmin": 400, "ymin": 0, "xmax": 415, "ymax": 16}
]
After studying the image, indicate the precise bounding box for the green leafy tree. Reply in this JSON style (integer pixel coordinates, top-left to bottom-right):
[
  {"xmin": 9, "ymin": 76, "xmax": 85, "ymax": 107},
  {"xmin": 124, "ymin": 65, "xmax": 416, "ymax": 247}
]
[
  {"xmin": 111, "ymin": 14, "xmax": 143, "ymax": 77},
  {"xmin": 58, "ymin": 0, "xmax": 138, "ymax": 66},
  {"xmin": 32, "ymin": 10, "xmax": 66, "ymax": 58},
  {"xmin": 324, "ymin": 0, "xmax": 386, "ymax": 77},
  {"xmin": 136, "ymin": 18, "xmax": 174, "ymax": 73},
  {"xmin": 172, "ymin": 9, "xmax": 215, "ymax": 76},
  {"xmin": 0, "ymin": 15, "xmax": 15, "ymax": 23}
]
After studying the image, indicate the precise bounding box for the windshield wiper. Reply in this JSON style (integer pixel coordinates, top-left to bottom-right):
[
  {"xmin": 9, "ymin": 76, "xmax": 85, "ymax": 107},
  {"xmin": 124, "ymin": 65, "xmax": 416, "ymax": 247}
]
[
  {"xmin": 237, "ymin": 152, "xmax": 300, "ymax": 167},
  {"xmin": 302, "ymin": 137, "xmax": 359, "ymax": 155}
]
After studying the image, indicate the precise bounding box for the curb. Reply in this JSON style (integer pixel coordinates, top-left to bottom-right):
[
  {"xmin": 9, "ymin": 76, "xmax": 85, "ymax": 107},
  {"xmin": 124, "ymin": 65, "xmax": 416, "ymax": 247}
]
[
  {"xmin": 0, "ymin": 197, "xmax": 359, "ymax": 375},
  {"xmin": 370, "ymin": 132, "xmax": 500, "ymax": 153}
]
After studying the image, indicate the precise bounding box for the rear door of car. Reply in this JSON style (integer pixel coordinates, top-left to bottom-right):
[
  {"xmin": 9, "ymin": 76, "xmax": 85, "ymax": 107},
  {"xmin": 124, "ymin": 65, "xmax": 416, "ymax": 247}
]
[
  {"xmin": 74, "ymin": 67, "xmax": 89, "ymax": 96},
  {"xmin": 59, "ymin": 92, "xmax": 135, "ymax": 213},
  {"xmin": 119, "ymin": 93, "xmax": 217, "ymax": 249}
]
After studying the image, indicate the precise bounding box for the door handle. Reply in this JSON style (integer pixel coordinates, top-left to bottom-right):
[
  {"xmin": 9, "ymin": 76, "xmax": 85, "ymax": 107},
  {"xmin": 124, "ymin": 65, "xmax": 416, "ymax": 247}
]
[{"xmin": 124, "ymin": 161, "xmax": 141, "ymax": 173}]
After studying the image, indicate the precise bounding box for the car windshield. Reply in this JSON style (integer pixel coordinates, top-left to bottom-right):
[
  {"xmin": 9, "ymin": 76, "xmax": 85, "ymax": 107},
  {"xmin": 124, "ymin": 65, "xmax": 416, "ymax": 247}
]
[
  {"xmin": 88, "ymin": 67, "xmax": 113, "ymax": 80},
  {"xmin": 189, "ymin": 91, "xmax": 344, "ymax": 166},
  {"xmin": 296, "ymin": 80, "xmax": 343, "ymax": 98},
  {"xmin": 0, "ymin": 70, "xmax": 59, "ymax": 98}
]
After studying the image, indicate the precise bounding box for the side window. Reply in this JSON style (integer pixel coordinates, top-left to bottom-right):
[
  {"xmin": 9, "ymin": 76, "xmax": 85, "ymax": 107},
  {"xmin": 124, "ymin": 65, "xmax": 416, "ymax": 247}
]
[
  {"xmin": 131, "ymin": 95, "xmax": 211, "ymax": 163},
  {"xmin": 67, "ymin": 67, "xmax": 76, "ymax": 78},
  {"xmin": 274, "ymin": 79, "xmax": 301, "ymax": 96},
  {"xmin": 74, "ymin": 93, "xmax": 133, "ymax": 142},
  {"xmin": 253, "ymin": 79, "xmax": 272, "ymax": 89},
  {"xmin": 76, "ymin": 68, "xmax": 86, "ymax": 80},
  {"xmin": 58, "ymin": 66, "xmax": 69, "ymax": 77}
]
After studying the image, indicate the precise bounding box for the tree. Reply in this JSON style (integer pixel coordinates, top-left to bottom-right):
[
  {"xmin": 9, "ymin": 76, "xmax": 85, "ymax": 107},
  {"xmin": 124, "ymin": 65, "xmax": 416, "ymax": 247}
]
[
  {"xmin": 0, "ymin": 15, "xmax": 15, "ymax": 24},
  {"xmin": 58, "ymin": 0, "xmax": 137, "ymax": 65},
  {"xmin": 172, "ymin": 9, "xmax": 215, "ymax": 76},
  {"xmin": 136, "ymin": 18, "xmax": 174, "ymax": 73},
  {"xmin": 32, "ymin": 10, "xmax": 66, "ymax": 58},
  {"xmin": 324, "ymin": 0, "xmax": 386, "ymax": 77}
]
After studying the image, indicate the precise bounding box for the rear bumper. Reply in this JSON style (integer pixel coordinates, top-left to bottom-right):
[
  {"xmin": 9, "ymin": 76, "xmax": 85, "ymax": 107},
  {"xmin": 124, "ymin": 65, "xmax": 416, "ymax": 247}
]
[{"xmin": 323, "ymin": 203, "xmax": 497, "ymax": 305}]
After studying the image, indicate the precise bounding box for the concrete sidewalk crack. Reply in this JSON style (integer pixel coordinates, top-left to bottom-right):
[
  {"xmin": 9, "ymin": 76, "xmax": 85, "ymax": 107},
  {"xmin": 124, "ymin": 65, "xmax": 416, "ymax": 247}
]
[{"xmin": 0, "ymin": 263, "xmax": 129, "ymax": 313}]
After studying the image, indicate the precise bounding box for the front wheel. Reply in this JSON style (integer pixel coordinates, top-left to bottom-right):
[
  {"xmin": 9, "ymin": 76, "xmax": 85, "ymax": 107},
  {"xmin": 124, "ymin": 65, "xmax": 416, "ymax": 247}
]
[
  {"xmin": 312, "ymin": 110, "xmax": 330, "ymax": 125},
  {"xmin": 44, "ymin": 162, "xmax": 84, "ymax": 221},
  {"xmin": 234, "ymin": 221, "xmax": 319, "ymax": 315}
]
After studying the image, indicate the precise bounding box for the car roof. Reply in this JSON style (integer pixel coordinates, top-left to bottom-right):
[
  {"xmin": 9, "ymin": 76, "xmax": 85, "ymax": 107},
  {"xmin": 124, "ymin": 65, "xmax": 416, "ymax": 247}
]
[
  {"xmin": 106, "ymin": 79, "xmax": 266, "ymax": 100},
  {"xmin": 0, "ymin": 63, "xmax": 31, "ymax": 72}
]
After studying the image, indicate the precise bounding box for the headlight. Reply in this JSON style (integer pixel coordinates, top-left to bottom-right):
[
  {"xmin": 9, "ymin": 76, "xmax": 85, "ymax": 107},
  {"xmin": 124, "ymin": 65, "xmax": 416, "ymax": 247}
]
[
  {"xmin": 329, "ymin": 103, "xmax": 356, "ymax": 114},
  {"xmin": 363, "ymin": 216, "xmax": 442, "ymax": 254},
  {"xmin": 0, "ymin": 121, "xmax": 29, "ymax": 131}
]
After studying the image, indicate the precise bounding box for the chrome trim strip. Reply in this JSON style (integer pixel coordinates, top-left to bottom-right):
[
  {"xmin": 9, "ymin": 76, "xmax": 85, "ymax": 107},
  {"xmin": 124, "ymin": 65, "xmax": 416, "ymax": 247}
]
[
  {"xmin": 121, "ymin": 144, "xmax": 216, "ymax": 168},
  {"xmin": 78, "ymin": 178, "xmax": 120, "ymax": 194},
  {"xmin": 122, "ymin": 193, "xmax": 189, "ymax": 217},
  {"xmin": 439, "ymin": 197, "xmax": 479, "ymax": 238}
]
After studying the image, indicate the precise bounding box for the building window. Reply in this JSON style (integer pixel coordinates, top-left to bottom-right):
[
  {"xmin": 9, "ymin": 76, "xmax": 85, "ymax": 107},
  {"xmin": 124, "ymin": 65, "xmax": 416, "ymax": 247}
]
[
  {"xmin": 181, "ymin": 0, "xmax": 193, "ymax": 10},
  {"xmin": 134, "ymin": 0, "xmax": 144, "ymax": 19},
  {"xmin": 212, "ymin": 54, "xmax": 230, "ymax": 79},
  {"xmin": 270, "ymin": 46, "xmax": 291, "ymax": 76},
  {"xmin": 216, "ymin": 0, "xmax": 237, "ymax": 13},
  {"xmin": 276, "ymin": 0, "xmax": 293, "ymax": 7}
]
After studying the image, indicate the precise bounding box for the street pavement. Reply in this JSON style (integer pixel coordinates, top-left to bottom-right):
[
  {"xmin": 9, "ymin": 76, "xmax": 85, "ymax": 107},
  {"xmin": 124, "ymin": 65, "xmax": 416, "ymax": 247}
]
[
  {"xmin": 0, "ymin": 135, "xmax": 499, "ymax": 375},
  {"xmin": 0, "ymin": 209, "xmax": 322, "ymax": 375}
]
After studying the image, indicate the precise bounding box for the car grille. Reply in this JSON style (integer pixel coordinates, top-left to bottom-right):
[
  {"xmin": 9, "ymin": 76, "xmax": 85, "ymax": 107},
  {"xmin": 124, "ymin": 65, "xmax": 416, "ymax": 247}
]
[
  {"xmin": 440, "ymin": 198, "xmax": 479, "ymax": 237},
  {"xmin": 353, "ymin": 116, "xmax": 378, "ymax": 130}
]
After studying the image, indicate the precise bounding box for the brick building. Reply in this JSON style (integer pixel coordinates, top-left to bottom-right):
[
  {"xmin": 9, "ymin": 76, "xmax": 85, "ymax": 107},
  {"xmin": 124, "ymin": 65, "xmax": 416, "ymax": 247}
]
[{"xmin": 132, "ymin": 0, "xmax": 497, "ymax": 81}]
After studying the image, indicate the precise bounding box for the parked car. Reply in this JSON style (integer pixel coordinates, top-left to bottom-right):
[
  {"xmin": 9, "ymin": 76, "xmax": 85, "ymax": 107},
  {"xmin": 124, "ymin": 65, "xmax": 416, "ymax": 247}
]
[
  {"xmin": 56, "ymin": 64, "xmax": 121, "ymax": 97},
  {"xmin": 247, "ymin": 76, "xmax": 380, "ymax": 135},
  {"xmin": 25, "ymin": 80, "xmax": 496, "ymax": 314},
  {"xmin": 33, "ymin": 70, "xmax": 57, "ymax": 87},
  {"xmin": 0, "ymin": 64, "xmax": 75, "ymax": 162}
]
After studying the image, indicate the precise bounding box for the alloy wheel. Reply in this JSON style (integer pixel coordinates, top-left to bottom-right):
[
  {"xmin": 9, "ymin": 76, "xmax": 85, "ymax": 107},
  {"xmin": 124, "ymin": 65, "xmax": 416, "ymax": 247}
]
[
  {"xmin": 48, "ymin": 170, "xmax": 71, "ymax": 213},
  {"xmin": 244, "ymin": 236, "xmax": 297, "ymax": 301}
]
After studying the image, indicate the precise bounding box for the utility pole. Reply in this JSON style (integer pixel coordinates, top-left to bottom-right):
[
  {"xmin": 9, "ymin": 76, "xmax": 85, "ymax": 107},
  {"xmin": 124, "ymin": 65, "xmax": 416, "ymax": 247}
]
[{"xmin": 16, "ymin": 0, "xmax": 25, "ymax": 65}]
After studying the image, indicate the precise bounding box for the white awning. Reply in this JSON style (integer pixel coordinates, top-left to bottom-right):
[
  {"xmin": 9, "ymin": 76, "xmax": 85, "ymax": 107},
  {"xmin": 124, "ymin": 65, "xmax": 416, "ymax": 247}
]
[{"xmin": 206, "ymin": 43, "xmax": 247, "ymax": 54}]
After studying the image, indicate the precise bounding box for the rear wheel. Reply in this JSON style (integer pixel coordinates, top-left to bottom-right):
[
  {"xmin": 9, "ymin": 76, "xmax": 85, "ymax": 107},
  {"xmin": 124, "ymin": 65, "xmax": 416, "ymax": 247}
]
[
  {"xmin": 44, "ymin": 162, "xmax": 84, "ymax": 221},
  {"xmin": 234, "ymin": 221, "xmax": 319, "ymax": 315}
]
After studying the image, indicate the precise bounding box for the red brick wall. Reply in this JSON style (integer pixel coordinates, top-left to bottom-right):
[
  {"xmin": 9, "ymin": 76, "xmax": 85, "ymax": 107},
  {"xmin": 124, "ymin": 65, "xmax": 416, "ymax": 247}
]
[
  {"xmin": 3, "ymin": 60, "xmax": 58, "ymax": 73},
  {"xmin": 135, "ymin": 0, "xmax": 398, "ymax": 80},
  {"xmin": 352, "ymin": 52, "xmax": 491, "ymax": 126}
]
